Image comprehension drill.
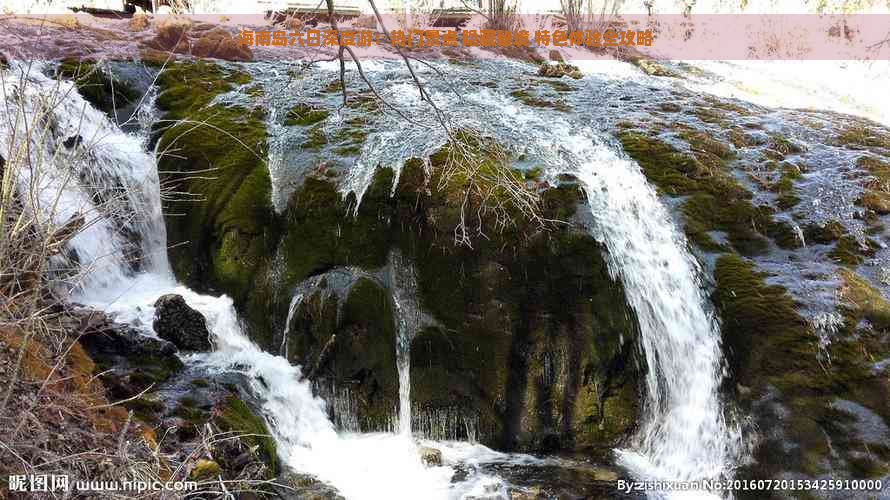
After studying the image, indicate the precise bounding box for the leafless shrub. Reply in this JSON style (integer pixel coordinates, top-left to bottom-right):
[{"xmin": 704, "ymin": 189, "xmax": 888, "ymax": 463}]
[
  {"xmin": 434, "ymin": 130, "xmax": 546, "ymax": 247},
  {"xmin": 561, "ymin": 0, "xmax": 621, "ymax": 35}
]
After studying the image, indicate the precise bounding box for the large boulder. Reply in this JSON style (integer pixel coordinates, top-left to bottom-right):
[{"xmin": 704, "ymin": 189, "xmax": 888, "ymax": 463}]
[{"xmin": 153, "ymin": 294, "xmax": 212, "ymax": 351}]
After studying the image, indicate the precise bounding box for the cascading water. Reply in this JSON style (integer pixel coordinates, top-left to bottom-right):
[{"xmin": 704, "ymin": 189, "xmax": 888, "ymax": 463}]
[
  {"xmin": 567, "ymin": 135, "xmax": 742, "ymax": 487},
  {"xmin": 1, "ymin": 61, "xmax": 527, "ymax": 500},
  {"xmin": 388, "ymin": 250, "xmax": 422, "ymax": 436},
  {"xmin": 263, "ymin": 56, "xmax": 746, "ymax": 494}
]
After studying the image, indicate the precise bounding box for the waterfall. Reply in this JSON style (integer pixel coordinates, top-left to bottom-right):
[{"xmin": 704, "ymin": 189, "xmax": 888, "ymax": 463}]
[
  {"xmin": 1, "ymin": 62, "xmax": 519, "ymax": 500},
  {"xmin": 563, "ymin": 132, "xmax": 742, "ymax": 487},
  {"xmin": 388, "ymin": 250, "xmax": 423, "ymax": 437},
  {"xmin": 280, "ymin": 293, "xmax": 304, "ymax": 358}
]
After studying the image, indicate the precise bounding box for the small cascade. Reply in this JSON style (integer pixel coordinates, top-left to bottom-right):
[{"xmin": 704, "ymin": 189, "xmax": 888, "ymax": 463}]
[
  {"xmin": 1, "ymin": 61, "xmax": 518, "ymax": 500},
  {"xmin": 0, "ymin": 62, "xmax": 169, "ymax": 297},
  {"xmin": 388, "ymin": 250, "xmax": 422, "ymax": 436},
  {"xmin": 565, "ymin": 132, "xmax": 743, "ymax": 487},
  {"xmin": 279, "ymin": 293, "xmax": 303, "ymax": 358}
]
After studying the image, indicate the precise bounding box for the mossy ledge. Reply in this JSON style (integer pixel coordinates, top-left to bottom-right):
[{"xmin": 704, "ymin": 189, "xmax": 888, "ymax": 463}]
[
  {"xmin": 616, "ymin": 130, "xmax": 800, "ymax": 255},
  {"xmin": 715, "ymin": 255, "xmax": 890, "ymax": 487},
  {"xmin": 154, "ymin": 61, "xmax": 280, "ymax": 343},
  {"xmin": 277, "ymin": 163, "xmax": 641, "ymax": 453},
  {"xmin": 155, "ymin": 99, "xmax": 644, "ymax": 454}
]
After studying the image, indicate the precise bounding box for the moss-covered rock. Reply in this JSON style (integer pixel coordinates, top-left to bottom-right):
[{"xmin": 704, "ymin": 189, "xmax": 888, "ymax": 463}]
[
  {"xmin": 828, "ymin": 234, "xmax": 879, "ymax": 266},
  {"xmin": 154, "ymin": 61, "xmax": 280, "ymax": 345},
  {"xmin": 57, "ymin": 60, "xmax": 139, "ymax": 117},
  {"xmin": 273, "ymin": 137, "xmax": 640, "ymax": 452},
  {"xmin": 837, "ymin": 269, "xmax": 890, "ymax": 332},
  {"xmin": 214, "ymin": 396, "xmax": 278, "ymax": 476},
  {"xmin": 715, "ymin": 254, "xmax": 890, "ymax": 484},
  {"xmin": 618, "ymin": 131, "xmax": 799, "ymax": 254}
]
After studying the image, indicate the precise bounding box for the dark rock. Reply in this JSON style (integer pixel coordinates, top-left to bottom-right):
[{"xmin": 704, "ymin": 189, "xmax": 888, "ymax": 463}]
[
  {"xmin": 63, "ymin": 135, "xmax": 83, "ymax": 149},
  {"xmin": 77, "ymin": 309, "xmax": 177, "ymax": 358},
  {"xmin": 153, "ymin": 294, "xmax": 212, "ymax": 351}
]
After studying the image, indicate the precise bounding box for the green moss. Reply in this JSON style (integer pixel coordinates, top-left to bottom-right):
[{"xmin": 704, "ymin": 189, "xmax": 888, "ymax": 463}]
[
  {"xmin": 681, "ymin": 193, "xmax": 772, "ymax": 255},
  {"xmin": 510, "ymin": 89, "xmax": 571, "ymax": 112},
  {"xmin": 716, "ymin": 254, "xmax": 890, "ymax": 478},
  {"xmin": 835, "ymin": 124, "xmax": 890, "ymax": 149},
  {"xmin": 828, "ymin": 235, "xmax": 878, "ymax": 266},
  {"xmin": 215, "ymin": 396, "xmax": 278, "ymax": 476},
  {"xmin": 284, "ymin": 103, "xmax": 330, "ymax": 126},
  {"xmin": 771, "ymin": 162, "xmax": 803, "ymax": 210},
  {"xmin": 524, "ymin": 166, "xmax": 543, "ymax": 180},
  {"xmin": 678, "ymin": 129, "xmax": 735, "ymax": 160},
  {"xmin": 714, "ymin": 254, "xmax": 813, "ymax": 387},
  {"xmin": 126, "ymin": 354, "xmax": 184, "ymax": 390},
  {"xmin": 57, "ymin": 60, "xmax": 138, "ymax": 116},
  {"xmin": 126, "ymin": 397, "xmax": 165, "ymax": 423},
  {"xmin": 837, "ymin": 269, "xmax": 890, "ymax": 331},
  {"xmin": 618, "ymin": 130, "xmax": 799, "ymax": 254},
  {"xmin": 616, "ymin": 131, "xmax": 703, "ymax": 195},
  {"xmin": 154, "ymin": 62, "xmax": 279, "ymax": 347},
  {"xmin": 767, "ymin": 133, "xmax": 806, "ymax": 159},
  {"xmin": 155, "ymin": 61, "xmax": 237, "ymax": 116},
  {"xmin": 301, "ymin": 124, "xmax": 329, "ymax": 150}
]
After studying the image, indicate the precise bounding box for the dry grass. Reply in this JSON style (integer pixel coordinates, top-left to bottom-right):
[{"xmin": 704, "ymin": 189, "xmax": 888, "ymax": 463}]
[{"xmin": 560, "ymin": 0, "xmax": 621, "ymax": 35}]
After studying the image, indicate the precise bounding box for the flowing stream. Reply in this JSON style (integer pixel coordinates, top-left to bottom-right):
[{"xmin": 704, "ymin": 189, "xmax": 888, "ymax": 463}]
[
  {"xmin": 0, "ymin": 61, "xmax": 531, "ymax": 500},
  {"xmin": 11, "ymin": 51, "xmax": 881, "ymax": 498}
]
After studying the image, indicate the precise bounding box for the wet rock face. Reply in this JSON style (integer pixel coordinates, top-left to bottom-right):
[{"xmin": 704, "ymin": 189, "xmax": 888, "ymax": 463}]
[
  {"xmin": 152, "ymin": 62, "xmax": 640, "ymax": 454},
  {"xmin": 276, "ymin": 166, "xmax": 640, "ymax": 453},
  {"xmin": 153, "ymin": 294, "xmax": 212, "ymax": 351}
]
